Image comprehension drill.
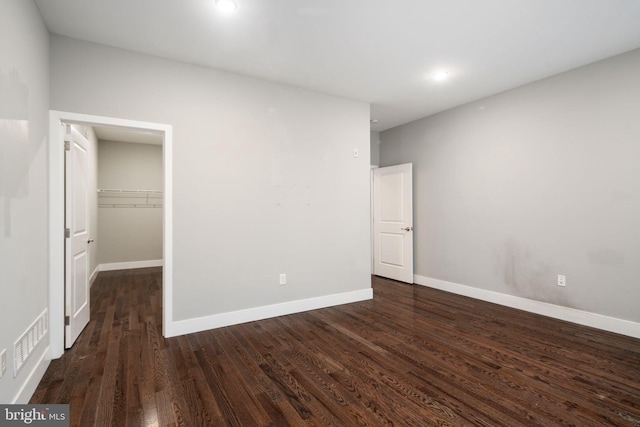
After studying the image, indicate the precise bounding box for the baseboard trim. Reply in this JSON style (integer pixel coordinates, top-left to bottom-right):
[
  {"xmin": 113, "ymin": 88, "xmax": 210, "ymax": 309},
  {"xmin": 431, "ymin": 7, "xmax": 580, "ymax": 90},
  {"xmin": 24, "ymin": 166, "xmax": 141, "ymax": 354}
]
[
  {"xmin": 414, "ymin": 274, "xmax": 640, "ymax": 339},
  {"xmin": 165, "ymin": 288, "xmax": 373, "ymax": 338},
  {"xmin": 99, "ymin": 259, "xmax": 163, "ymax": 272},
  {"xmin": 12, "ymin": 345, "xmax": 51, "ymax": 404},
  {"xmin": 90, "ymin": 266, "xmax": 100, "ymax": 287}
]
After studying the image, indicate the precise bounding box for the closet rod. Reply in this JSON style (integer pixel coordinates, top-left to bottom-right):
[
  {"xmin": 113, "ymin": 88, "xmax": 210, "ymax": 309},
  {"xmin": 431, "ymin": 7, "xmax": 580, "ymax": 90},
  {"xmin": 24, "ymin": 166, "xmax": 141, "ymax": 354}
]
[{"xmin": 98, "ymin": 189, "xmax": 163, "ymax": 193}]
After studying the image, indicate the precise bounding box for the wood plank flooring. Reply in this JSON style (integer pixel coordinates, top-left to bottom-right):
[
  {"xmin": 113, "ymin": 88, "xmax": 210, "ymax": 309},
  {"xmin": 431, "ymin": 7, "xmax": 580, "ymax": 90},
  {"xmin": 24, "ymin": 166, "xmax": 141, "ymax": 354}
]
[{"xmin": 31, "ymin": 268, "xmax": 640, "ymax": 426}]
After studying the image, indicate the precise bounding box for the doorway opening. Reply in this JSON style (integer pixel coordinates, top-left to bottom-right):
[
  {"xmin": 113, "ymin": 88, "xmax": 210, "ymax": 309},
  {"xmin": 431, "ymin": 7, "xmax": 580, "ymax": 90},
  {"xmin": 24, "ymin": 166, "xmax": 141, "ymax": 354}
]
[
  {"xmin": 371, "ymin": 163, "xmax": 414, "ymax": 284},
  {"xmin": 48, "ymin": 111, "xmax": 173, "ymax": 358}
]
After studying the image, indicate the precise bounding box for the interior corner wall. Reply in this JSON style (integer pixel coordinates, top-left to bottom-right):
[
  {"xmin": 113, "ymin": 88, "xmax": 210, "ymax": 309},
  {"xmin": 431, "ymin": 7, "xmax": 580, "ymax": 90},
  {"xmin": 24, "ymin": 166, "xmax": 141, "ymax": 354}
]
[
  {"xmin": 0, "ymin": 0, "xmax": 50, "ymax": 403},
  {"xmin": 380, "ymin": 48, "xmax": 640, "ymax": 324},
  {"xmin": 370, "ymin": 131, "xmax": 380, "ymax": 166},
  {"xmin": 97, "ymin": 140, "xmax": 163, "ymax": 265},
  {"xmin": 49, "ymin": 35, "xmax": 371, "ymax": 323}
]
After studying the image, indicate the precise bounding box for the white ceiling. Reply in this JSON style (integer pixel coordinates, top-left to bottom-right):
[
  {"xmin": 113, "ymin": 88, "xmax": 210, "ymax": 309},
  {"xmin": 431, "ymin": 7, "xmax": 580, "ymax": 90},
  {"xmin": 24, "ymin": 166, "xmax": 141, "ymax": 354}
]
[{"xmin": 36, "ymin": 0, "xmax": 640, "ymax": 131}]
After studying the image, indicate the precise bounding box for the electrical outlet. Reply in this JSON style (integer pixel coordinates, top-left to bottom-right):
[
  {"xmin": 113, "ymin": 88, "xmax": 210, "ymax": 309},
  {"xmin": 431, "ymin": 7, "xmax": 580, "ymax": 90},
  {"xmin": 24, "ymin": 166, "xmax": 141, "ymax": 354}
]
[
  {"xmin": 557, "ymin": 275, "xmax": 566, "ymax": 287},
  {"xmin": 280, "ymin": 273, "xmax": 287, "ymax": 286},
  {"xmin": 0, "ymin": 349, "xmax": 6, "ymax": 378}
]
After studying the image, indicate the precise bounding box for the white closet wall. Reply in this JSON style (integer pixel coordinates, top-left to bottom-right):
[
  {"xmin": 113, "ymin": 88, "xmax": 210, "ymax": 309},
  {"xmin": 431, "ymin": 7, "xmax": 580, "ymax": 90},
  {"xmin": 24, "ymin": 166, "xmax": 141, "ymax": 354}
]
[{"xmin": 97, "ymin": 140, "xmax": 163, "ymax": 266}]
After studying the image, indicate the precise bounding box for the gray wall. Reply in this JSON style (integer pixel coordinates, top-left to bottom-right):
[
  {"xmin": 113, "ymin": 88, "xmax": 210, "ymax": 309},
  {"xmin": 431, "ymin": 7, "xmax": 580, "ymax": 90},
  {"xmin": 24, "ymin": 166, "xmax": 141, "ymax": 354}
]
[
  {"xmin": 98, "ymin": 140, "xmax": 163, "ymax": 264},
  {"xmin": 370, "ymin": 131, "xmax": 380, "ymax": 166},
  {"xmin": 50, "ymin": 35, "xmax": 371, "ymax": 321},
  {"xmin": 381, "ymin": 48, "xmax": 640, "ymax": 323},
  {"xmin": 0, "ymin": 0, "xmax": 49, "ymax": 403}
]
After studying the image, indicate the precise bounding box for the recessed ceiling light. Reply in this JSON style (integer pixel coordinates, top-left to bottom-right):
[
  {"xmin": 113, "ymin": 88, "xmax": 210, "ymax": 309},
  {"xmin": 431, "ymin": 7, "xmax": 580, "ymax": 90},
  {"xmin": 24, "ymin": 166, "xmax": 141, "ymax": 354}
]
[
  {"xmin": 432, "ymin": 71, "xmax": 449, "ymax": 82},
  {"xmin": 215, "ymin": 0, "xmax": 238, "ymax": 13}
]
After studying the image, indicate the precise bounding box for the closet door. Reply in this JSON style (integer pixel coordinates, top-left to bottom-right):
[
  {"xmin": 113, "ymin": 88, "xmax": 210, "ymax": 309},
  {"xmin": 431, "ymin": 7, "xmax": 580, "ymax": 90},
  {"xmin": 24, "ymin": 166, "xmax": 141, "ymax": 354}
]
[{"xmin": 65, "ymin": 125, "xmax": 91, "ymax": 348}]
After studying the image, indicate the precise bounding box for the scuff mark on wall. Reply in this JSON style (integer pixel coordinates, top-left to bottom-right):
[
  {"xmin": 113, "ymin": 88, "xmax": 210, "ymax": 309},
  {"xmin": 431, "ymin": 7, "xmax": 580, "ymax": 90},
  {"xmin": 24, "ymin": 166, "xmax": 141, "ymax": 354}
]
[{"xmin": 494, "ymin": 238, "xmax": 570, "ymax": 307}]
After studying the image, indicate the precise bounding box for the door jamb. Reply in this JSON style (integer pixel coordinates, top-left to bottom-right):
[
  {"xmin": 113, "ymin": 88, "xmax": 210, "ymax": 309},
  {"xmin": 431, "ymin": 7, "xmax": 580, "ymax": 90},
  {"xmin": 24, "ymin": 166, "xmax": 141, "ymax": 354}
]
[
  {"xmin": 370, "ymin": 165, "xmax": 378, "ymax": 273},
  {"xmin": 48, "ymin": 110, "xmax": 173, "ymax": 358}
]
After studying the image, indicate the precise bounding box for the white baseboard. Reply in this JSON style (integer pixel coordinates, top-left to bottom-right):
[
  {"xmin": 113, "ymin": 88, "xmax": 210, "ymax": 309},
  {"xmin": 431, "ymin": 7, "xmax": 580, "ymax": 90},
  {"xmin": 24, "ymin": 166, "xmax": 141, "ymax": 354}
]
[
  {"xmin": 12, "ymin": 346, "xmax": 51, "ymax": 404},
  {"xmin": 414, "ymin": 274, "xmax": 640, "ymax": 340},
  {"xmin": 99, "ymin": 259, "xmax": 163, "ymax": 272},
  {"xmin": 90, "ymin": 265, "xmax": 100, "ymax": 287},
  {"xmin": 165, "ymin": 288, "xmax": 373, "ymax": 338}
]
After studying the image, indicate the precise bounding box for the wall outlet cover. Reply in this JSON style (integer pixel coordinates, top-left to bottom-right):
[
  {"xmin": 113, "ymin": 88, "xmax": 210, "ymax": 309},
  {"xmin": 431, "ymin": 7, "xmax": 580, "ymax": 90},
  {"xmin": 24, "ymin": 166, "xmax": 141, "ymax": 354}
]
[{"xmin": 557, "ymin": 275, "xmax": 566, "ymax": 287}]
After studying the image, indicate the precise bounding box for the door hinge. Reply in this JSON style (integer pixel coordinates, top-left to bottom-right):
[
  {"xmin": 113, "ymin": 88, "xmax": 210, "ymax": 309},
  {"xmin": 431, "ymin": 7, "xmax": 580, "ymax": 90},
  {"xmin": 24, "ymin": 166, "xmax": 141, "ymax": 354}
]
[
  {"xmin": 64, "ymin": 140, "xmax": 71, "ymax": 151},
  {"xmin": 65, "ymin": 228, "xmax": 70, "ymax": 238},
  {"xmin": 64, "ymin": 316, "xmax": 70, "ymax": 326}
]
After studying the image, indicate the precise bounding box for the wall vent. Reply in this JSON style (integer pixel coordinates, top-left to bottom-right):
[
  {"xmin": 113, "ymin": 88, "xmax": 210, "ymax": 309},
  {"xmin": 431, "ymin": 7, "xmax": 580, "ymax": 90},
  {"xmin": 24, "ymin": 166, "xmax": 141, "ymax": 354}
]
[{"xmin": 14, "ymin": 308, "xmax": 48, "ymax": 377}]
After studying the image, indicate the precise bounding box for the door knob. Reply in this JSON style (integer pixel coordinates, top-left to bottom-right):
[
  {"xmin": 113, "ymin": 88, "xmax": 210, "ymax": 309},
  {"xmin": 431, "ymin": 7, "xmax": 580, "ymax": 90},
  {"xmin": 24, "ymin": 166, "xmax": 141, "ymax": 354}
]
[
  {"xmin": 88, "ymin": 239, "xmax": 95, "ymax": 244},
  {"xmin": 401, "ymin": 226, "xmax": 413, "ymax": 231}
]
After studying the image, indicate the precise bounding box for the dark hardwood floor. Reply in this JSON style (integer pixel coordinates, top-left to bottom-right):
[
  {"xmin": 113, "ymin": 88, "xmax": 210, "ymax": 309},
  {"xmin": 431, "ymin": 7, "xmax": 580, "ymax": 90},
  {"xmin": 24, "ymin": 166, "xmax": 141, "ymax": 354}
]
[{"xmin": 32, "ymin": 268, "xmax": 640, "ymax": 426}]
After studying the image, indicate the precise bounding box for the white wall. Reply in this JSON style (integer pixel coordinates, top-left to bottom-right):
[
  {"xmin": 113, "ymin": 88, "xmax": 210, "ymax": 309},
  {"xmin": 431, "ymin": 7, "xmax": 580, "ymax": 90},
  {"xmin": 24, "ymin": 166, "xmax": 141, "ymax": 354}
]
[
  {"xmin": 381, "ymin": 48, "xmax": 640, "ymax": 324},
  {"xmin": 50, "ymin": 35, "xmax": 371, "ymax": 323},
  {"xmin": 0, "ymin": 0, "xmax": 50, "ymax": 403},
  {"xmin": 98, "ymin": 140, "xmax": 163, "ymax": 265}
]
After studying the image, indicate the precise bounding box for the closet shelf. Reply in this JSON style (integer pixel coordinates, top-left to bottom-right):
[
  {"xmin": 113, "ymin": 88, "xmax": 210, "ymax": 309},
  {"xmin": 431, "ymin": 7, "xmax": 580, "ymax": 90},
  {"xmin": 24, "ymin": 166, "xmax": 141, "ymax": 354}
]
[{"xmin": 98, "ymin": 189, "xmax": 163, "ymax": 209}]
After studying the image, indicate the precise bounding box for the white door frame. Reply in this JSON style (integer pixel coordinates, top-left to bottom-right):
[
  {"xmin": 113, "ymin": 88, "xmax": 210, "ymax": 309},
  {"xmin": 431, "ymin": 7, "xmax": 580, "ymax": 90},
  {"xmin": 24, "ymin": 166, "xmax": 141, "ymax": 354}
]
[
  {"xmin": 48, "ymin": 110, "xmax": 173, "ymax": 358},
  {"xmin": 370, "ymin": 165, "xmax": 378, "ymax": 272}
]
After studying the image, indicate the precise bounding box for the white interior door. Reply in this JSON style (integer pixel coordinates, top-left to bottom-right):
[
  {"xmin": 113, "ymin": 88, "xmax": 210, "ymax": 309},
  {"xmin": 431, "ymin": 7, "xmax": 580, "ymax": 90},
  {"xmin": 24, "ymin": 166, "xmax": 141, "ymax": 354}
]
[
  {"xmin": 373, "ymin": 163, "xmax": 413, "ymax": 283},
  {"xmin": 65, "ymin": 125, "xmax": 91, "ymax": 348}
]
